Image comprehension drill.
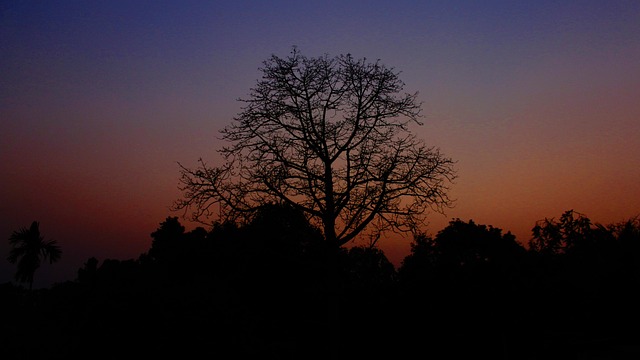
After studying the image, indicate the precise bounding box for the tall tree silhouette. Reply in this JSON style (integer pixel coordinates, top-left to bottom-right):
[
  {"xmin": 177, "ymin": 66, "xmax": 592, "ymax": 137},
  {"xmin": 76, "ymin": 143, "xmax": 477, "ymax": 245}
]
[
  {"xmin": 174, "ymin": 47, "xmax": 456, "ymax": 248},
  {"xmin": 7, "ymin": 221, "xmax": 61, "ymax": 289}
]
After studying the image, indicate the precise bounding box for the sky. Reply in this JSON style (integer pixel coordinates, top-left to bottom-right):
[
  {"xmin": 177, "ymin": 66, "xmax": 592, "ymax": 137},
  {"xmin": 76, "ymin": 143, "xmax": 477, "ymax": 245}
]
[{"xmin": 2, "ymin": 0, "xmax": 639, "ymax": 288}]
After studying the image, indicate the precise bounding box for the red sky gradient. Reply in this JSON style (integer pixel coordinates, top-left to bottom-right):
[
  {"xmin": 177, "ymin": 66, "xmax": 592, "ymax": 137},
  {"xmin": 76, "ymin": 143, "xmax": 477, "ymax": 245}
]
[{"xmin": 2, "ymin": 1, "xmax": 639, "ymax": 288}]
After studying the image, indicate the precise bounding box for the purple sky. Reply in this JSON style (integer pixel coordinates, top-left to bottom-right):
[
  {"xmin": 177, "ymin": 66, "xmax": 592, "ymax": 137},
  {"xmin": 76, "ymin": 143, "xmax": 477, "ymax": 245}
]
[{"xmin": 2, "ymin": 1, "xmax": 639, "ymax": 288}]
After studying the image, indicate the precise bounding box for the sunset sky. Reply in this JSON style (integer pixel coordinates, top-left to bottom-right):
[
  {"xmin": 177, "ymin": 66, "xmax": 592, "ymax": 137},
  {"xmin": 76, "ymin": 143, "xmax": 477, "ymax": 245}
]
[{"xmin": 2, "ymin": 1, "xmax": 639, "ymax": 288}]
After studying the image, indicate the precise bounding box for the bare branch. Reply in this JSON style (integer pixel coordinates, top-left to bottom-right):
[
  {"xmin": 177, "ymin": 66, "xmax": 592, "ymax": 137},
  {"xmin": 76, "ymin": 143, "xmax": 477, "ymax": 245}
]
[{"xmin": 175, "ymin": 47, "xmax": 456, "ymax": 246}]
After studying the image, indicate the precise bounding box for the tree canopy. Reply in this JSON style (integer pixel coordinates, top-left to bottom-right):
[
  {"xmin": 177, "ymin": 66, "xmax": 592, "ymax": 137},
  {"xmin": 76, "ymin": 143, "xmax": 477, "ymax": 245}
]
[
  {"xmin": 7, "ymin": 221, "xmax": 62, "ymax": 290},
  {"xmin": 174, "ymin": 47, "xmax": 456, "ymax": 247}
]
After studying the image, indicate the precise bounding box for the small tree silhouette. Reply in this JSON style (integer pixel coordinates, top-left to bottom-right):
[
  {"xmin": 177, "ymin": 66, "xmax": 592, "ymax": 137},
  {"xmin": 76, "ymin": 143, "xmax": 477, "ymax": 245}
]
[
  {"xmin": 529, "ymin": 209, "xmax": 601, "ymax": 255},
  {"xmin": 7, "ymin": 221, "xmax": 62, "ymax": 290}
]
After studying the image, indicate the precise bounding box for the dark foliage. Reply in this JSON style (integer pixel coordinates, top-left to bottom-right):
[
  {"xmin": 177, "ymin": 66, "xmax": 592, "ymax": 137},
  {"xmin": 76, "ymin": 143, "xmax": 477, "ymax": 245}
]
[
  {"xmin": 7, "ymin": 221, "xmax": 62, "ymax": 289},
  {"xmin": 2, "ymin": 209, "xmax": 640, "ymax": 359}
]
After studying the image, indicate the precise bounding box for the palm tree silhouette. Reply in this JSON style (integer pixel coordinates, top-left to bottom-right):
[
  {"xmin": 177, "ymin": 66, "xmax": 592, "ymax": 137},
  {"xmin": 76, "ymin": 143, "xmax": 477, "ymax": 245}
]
[{"xmin": 7, "ymin": 221, "xmax": 62, "ymax": 290}]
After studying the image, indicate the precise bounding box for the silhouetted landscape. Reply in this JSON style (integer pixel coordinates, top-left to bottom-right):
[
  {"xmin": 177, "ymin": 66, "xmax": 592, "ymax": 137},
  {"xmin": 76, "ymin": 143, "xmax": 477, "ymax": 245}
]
[
  {"xmin": 4, "ymin": 2, "xmax": 640, "ymax": 356},
  {"xmin": 3, "ymin": 206, "xmax": 640, "ymax": 359}
]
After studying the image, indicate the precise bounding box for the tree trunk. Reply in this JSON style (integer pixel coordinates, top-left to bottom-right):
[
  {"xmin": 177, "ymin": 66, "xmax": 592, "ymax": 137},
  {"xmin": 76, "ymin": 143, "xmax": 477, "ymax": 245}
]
[
  {"xmin": 322, "ymin": 162, "xmax": 342, "ymax": 357},
  {"xmin": 326, "ymin": 244, "xmax": 342, "ymax": 358}
]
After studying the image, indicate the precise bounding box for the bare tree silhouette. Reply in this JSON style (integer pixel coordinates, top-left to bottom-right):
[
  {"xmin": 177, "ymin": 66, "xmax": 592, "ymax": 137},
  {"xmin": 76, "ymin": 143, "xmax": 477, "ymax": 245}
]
[{"xmin": 174, "ymin": 47, "xmax": 456, "ymax": 248}]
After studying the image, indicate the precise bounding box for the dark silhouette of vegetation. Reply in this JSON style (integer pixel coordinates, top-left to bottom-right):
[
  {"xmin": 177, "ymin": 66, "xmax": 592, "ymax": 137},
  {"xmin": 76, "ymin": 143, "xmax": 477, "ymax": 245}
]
[
  {"xmin": 2, "ymin": 53, "xmax": 638, "ymax": 359},
  {"xmin": 529, "ymin": 209, "xmax": 607, "ymax": 255},
  {"xmin": 174, "ymin": 47, "xmax": 456, "ymax": 248},
  {"xmin": 6, "ymin": 221, "xmax": 62, "ymax": 290},
  {"xmin": 2, "ymin": 209, "xmax": 639, "ymax": 359},
  {"xmin": 172, "ymin": 48, "xmax": 457, "ymax": 357},
  {"xmin": 394, "ymin": 219, "xmax": 528, "ymax": 358}
]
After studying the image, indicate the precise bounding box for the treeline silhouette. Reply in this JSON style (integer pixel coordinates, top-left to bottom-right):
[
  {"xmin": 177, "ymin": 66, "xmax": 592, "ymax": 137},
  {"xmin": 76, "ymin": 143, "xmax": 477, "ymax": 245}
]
[{"xmin": 2, "ymin": 206, "xmax": 639, "ymax": 359}]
